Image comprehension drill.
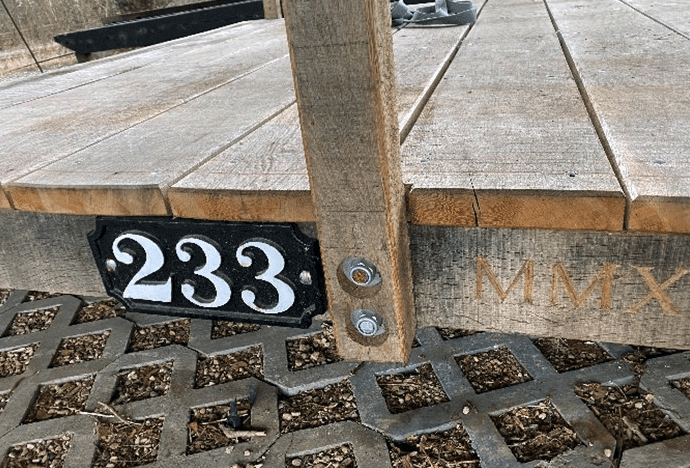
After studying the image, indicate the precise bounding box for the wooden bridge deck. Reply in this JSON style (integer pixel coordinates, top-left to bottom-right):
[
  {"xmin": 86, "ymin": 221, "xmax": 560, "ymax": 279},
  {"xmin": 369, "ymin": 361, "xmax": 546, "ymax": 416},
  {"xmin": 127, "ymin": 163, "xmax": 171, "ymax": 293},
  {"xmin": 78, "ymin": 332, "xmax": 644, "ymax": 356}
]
[
  {"xmin": 2, "ymin": 0, "xmax": 690, "ymax": 351},
  {"xmin": 3, "ymin": 0, "xmax": 688, "ymax": 233}
]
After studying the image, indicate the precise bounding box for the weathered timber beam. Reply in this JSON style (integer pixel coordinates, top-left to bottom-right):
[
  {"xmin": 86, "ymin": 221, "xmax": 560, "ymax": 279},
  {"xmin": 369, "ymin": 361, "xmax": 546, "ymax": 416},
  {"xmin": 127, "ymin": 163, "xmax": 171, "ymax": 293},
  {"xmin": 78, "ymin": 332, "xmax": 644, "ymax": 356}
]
[
  {"xmin": 3, "ymin": 210, "xmax": 690, "ymax": 350},
  {"xmin": 282, "ymin": 0, "xmax": 416, "ymax": 362},
  {"xmin": 411, "ymin": 226, "xmax": 690, "ymax": 349},
  {"xmin": 0, "ymin": 211, "xmax": 104, "ymax": 296},
  {"xmin": 263, "ymin": 0, "xmax": 282, "ymax": 19}
]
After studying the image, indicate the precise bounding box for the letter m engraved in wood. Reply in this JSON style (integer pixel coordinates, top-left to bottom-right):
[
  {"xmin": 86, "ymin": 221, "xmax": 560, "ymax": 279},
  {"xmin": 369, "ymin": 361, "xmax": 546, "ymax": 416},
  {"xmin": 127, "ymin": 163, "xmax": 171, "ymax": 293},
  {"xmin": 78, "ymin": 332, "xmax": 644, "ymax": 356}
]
[
  {"xmin": 476, "ymin": 258, "xmax": 534, "ymax": 303},
  {"xmin": 550, "ymin": 263, "xmax": 618, "ymax": 309}
]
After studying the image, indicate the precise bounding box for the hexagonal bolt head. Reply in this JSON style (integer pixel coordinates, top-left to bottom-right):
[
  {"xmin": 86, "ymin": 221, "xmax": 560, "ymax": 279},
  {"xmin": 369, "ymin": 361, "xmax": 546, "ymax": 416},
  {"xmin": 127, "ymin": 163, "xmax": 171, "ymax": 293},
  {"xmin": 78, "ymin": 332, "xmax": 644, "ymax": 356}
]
[
  {"xmin": 351, "ymin": 309, "xmax": 385, "ymax": 337},
  {"xmin": 341, "ymin": 258, "xmax": 381, "ymax": 287}
]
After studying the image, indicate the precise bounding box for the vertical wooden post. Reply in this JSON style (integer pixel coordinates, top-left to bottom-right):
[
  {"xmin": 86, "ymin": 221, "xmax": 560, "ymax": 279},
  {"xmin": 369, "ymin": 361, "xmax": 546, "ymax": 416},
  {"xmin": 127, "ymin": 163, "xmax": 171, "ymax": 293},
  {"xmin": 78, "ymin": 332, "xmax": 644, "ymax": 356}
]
[
  {"xmin": 263, "ymin": 0, "xmax": 282, "ymax": 19},
  {"xmin": 282, "ymin": 0, "xmax": 415, "ymax": 362}
]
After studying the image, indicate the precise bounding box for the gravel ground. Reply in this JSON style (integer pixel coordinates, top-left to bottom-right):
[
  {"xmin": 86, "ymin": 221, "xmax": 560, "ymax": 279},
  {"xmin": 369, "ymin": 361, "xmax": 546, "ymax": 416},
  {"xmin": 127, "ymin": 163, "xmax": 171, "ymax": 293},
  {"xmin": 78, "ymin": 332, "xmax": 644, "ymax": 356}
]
[{"xmin": 0, "ymin": 290, "xmax": 688, "ymax": 467}]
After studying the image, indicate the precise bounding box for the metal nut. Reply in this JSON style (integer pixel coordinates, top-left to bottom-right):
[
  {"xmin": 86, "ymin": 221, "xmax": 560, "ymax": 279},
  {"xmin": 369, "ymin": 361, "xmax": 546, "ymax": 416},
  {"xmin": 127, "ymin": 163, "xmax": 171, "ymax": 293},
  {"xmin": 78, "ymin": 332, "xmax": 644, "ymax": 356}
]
[
  {"xmin": 341, "ymin": 258, "xmax": 381, "ymax": 287},
  {"xmin": 351, "ymin": 309, "xmax": 384, "ymax": 337}
]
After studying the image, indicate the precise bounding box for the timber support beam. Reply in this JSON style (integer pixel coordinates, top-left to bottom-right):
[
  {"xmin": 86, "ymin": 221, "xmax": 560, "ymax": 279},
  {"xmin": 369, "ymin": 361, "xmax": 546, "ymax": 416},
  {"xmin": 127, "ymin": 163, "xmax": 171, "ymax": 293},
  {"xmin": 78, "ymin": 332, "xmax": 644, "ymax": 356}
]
[{"xmin": 282, "ymin": 0, "xmax": 416, "ymax": 362}]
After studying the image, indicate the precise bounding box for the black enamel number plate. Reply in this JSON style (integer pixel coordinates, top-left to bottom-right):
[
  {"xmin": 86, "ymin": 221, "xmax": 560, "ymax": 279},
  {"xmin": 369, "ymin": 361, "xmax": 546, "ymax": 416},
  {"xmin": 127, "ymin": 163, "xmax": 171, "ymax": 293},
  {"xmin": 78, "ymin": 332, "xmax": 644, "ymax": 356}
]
[{"xmin": 88, "ymin": 218, "xmax": 325, "ymax": 328}]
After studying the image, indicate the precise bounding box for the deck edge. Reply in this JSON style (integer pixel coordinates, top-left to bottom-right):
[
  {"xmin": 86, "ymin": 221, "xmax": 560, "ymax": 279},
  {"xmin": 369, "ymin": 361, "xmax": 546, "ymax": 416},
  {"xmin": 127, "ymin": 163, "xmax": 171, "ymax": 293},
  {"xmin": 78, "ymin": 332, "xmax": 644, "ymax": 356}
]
[{"xmin": 7, "ymin": 185, "xmax": 170, "ymax": 217}]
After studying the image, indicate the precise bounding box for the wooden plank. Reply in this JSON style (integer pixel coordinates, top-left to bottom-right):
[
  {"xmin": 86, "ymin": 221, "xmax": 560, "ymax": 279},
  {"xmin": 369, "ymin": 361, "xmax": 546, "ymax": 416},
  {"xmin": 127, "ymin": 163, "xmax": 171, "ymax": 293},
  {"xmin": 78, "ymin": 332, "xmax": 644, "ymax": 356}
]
[
  {"xmin": 0, "ymin": 21, "xmax": 264, "ymax": 110},
  {"xmin": 0, "ymin": 210, "xmax": 105, "ymax": 296},
  {"xmin": 282, "ymin": 0, "xmax": 415, "ymax": 362},
  {"xmin": 169, "ymin": 20, "xmax": 474, "ymax": 222},
  {"xmin": 411, "ymin": 225, "xmax": 690, "ymax": 349},
  {"xmin": 616, "ymin": 0, "xmax": 690, "ymax": 39},
  {"xmin": 546, "ymin": 0, "xmax": 690, "ymax": 233},
  {"xmin": 403, "ymin": 0, "xmax": 625, "ymax": 230},
  {"xmin": 7, "ymin": 55, "xmax": 296, "ymax": 215},
  {"xmin": 395, "ymin": 14, "xmax": 485, "ymax": 142},
  {"xmin": 0, "ymin": 20, "xmax": 289, "ymax": 210},
  {"xmin": 168, "ymin": 104, "xmax": 314, "ymax": 222}
]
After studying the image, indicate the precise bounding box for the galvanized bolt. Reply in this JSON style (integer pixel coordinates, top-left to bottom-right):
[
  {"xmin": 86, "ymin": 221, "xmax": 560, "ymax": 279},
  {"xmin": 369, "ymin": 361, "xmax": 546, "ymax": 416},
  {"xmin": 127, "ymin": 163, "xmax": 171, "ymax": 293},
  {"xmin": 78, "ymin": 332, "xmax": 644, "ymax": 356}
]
[
  {"xmin": 341, "ymin": 257, "xmax": 381, "ymax": 287},
  {"xmin": 105, "ymin": 259, "xmax": 117, "ymax": 273},
  {"xmin": 351, "ymin": 309, "xmax": 385, "ymax": 337}
]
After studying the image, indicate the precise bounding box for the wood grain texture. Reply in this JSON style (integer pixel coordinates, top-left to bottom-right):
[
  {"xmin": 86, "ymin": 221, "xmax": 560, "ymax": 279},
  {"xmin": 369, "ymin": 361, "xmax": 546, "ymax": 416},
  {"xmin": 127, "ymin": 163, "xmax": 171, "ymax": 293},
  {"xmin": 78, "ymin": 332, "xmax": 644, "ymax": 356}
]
[
  {"xmin": 5, "ymin": 210, "xmax": 690, "ymax": 351},
  {"xmin": 263, "ymin": 0, "xmax": 282, "ymax": 19},
  {"xmin": 394, "ymin": 12, "xmax": 484, "ymax": 142},
  {"xmin": 7, "ymin": 51, "xmax": 296, "ymax": 216},
  {"xmin": 283, "ymin": 0, "xmax": 415, "ymax": 362},
  {"xmin": 169, "ymin": 105, "xmax": 312, "ymax": 221},
  {"xmin": 0, "ymin": 210, "xmax": 105, "ymax": 295},
  {"xmin": 403, "ymin": 0, "xmax": 624, "ymax": 230},
  {"xmin": 615, "ymin": 0, "xmax": 690, "ymax": 38},
  {"xmin": 411, "ymin": 225, "xmax": 690, "ymax": 349},
  {"xmin": 169, "ymin": 24, "xmax": 466, "ymax": 222},
  {"xmin": 8, "ymin": 186, "xmax": 168, "ymax": 217},
  {"xmin": 0, "ymin": 193, "xmax": 10, "ymax": 210},
  {"xmin": 0, "ymin": 21, "xmax": 290, "ymax": 213},
  {"xmin": 0, "ymin": 21, "xmax": 271, "ymax": 109},
  {"xmin": 546, "ymin": 0, "xmax": 690, "ymax": 232}
]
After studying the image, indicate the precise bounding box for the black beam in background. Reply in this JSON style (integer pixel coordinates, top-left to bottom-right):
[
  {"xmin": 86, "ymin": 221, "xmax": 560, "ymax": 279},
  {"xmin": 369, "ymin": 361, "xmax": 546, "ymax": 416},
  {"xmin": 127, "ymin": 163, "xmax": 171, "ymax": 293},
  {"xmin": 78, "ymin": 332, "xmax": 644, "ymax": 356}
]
[{"xmin": 54, "ymin": 0, "xmax": 264, "ymax": 55}]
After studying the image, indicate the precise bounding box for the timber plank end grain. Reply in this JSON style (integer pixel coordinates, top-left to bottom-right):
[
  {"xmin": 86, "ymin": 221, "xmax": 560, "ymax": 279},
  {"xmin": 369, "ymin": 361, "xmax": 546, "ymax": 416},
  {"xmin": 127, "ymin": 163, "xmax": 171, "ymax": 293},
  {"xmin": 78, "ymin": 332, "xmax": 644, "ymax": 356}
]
[
  {"xmin": 476, "ymin": 190, "xmax": 626, "ymax": 231},
  {"xmin": 7, "ymin": 185, "xmax": 169, "ymax": 216},
  {"xmin": 168, "ymin": 188, "xmax": 315, "ymax": 222},
  {"xmin": 407, "ymin": 188, "xmax": 477, "ymax": 226},
  {"xmin": 0, "ymin": 188, "xmax": 10, "ymax": 210},
  {"xmin": 408, "ymin": 188, "xmax": 626, "ymax": 230},
  {"xmin": 629, "ymin": 197, "xmax": 690, "ymax": 234}
]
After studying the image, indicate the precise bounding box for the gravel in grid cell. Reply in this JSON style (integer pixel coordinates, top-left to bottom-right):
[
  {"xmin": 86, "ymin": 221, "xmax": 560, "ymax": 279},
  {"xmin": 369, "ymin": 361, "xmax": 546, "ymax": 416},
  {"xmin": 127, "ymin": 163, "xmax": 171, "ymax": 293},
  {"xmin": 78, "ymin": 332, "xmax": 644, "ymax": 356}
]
[
  {"xmin": 436, "ymin": 327, "xmax": 481, "ymax": 340},
  {"xmin": 491, "ymin": 400, "xmax": 582, "ymax": 463},
  {"xmin": 23, "ymin": 375, "xmax": 96, "ymax": 423},
  {"xmin": 195, "ymin": 346, "xmax": 263, "ymax": 388},
  {"xmin": 4, "ymin": 307, "xmax": 60, "ymax": 336},
  {"xmin": 51, "ymin": 331, "xmax": 111, "ymax": 367},
  {"xmin": 286, "ymin": 444, "xmax": 356, "ymax": 467},
  {"xmin": 376, "ymin": 363, "xmax": 450, "ymax": 414},
  {"xmin": 0, "ymin": 343, "xmax": 39, "ymax": 378},
  {"xmin": 456, "ymin": 347, "xmax": 532, "ymax": 393},
  {"xmin": 112, "ymin": 362, "xmax": 174, "ymax": 404},
  {"xmin": 286, "ymin": 322, "xmax": 341, "ymax": 372},
  {"xmin": 126, "ymin": 320, "xmax": 190, "ymax": 352},
  {"xmin": 211, "ymin": 320, "xmax": 261, "ymax": 339},
  {"xmin": 575, "ymin": 382, "xmax": 685, "ymax": 451},
  {"xmin": 187, "ymin": 399, "xmax": 252, "ymax": 454},
  {"xmin": 387, "ymin": 424, "xmax": 479, "ymax": 467},
  {"xmin": 73, "ymin": 299, "xmax": 125, "ymax": 324},
  {"xmin": 93, "ymin": 417, "xmax": 164, "ymax": 468},
  {"xmin": 533, "ymin": 337, "xmax": 613, "ymax": 372},
  {"xmin": 1, "ymin": 434, "xmax": 71, "ymax": 468},
  {"xmin": 279, "ymin": 380, "xmax": 360, "ymax": 433}
]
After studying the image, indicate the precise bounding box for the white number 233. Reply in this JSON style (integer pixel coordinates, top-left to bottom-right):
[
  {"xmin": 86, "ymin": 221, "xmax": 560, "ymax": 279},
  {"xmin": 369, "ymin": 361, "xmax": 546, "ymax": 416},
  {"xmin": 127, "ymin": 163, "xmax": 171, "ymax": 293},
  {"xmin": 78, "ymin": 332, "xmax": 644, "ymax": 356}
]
[{"xmin": 111, "ymin": 233, "xmax": 295, "ymax": 314}]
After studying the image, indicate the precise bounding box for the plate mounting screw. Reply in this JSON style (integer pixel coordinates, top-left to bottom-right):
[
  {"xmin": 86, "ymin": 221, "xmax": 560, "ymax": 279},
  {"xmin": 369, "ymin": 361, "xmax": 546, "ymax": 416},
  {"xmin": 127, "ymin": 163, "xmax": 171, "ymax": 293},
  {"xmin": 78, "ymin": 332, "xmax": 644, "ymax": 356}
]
[
  {"xmin": 105, "ymin": 259, "xmax": 117, "ymax": 273},
  {"xmin": 299, "ymin": 270, "xmax": 312, "ymax": 285}
]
